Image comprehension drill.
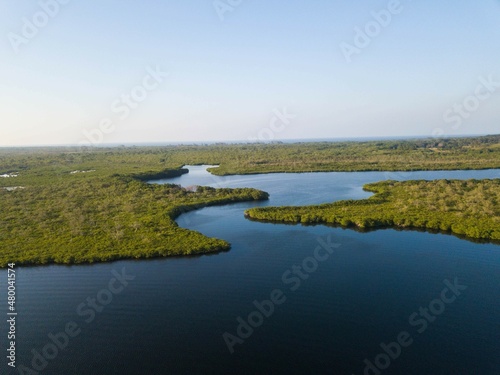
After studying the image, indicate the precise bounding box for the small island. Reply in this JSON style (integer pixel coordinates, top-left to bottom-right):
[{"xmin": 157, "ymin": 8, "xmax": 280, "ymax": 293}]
[{"xmin": 245, "ymin": 179, "xmax": 500, "ymax": 241}]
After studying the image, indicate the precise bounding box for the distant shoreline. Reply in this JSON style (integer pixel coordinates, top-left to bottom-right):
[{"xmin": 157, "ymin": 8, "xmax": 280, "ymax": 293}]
[
  {"xmin": 1, "ymin": 134, "xmax": 499, "ymax": 267},
  {"xmin": 0, "ymin": 133, "xmax": 493, "ymax": 149}
]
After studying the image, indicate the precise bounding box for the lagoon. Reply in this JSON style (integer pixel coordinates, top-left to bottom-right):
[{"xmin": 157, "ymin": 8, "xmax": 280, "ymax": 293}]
[{"xmin": 2, "ymin": 167, "xmax": 500, "ymax": 374}]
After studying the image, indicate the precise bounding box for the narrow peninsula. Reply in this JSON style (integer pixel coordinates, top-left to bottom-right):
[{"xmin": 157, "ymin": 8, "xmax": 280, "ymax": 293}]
[
  {"xmin": 1, "ymin": 134, "xmax": 500, "ymax": 267},
  {"xmin": 245, "ymin": 179, "xmax": 500, "ymax": 241}
]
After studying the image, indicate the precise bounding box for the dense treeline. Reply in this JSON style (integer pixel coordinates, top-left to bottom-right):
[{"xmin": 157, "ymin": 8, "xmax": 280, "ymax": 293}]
[
  {"xmin": 245, "ymin": 179, "xmax": 500, "ymax": 241},
  {"xmin": 1, "ymin": 135, "xmax": 499, "ymax": 180},
  {"xmin": 201, "ymin": 134, "xmax": 500, "ymax": 175},
  {"xmin": 131, "ymin": 168, "xmax": 189, "ymax": 181},
  {"xmin": 0, "ymin": 171, "xmax": 268, "ymax": 267},
  {"xmin": 1, "ymin": 134, "xmax": 499, "ymax": 266}
]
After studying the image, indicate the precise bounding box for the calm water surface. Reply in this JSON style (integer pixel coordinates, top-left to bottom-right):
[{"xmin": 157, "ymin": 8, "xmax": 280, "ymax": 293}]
[{"xmin": 1, "ymin": 167, "xmax": 499, "ymax": 374}]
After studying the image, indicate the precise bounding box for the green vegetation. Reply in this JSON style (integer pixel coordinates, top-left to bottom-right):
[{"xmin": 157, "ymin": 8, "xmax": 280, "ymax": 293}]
[
  {"xmin": 0, "ymin": 167, "xmax": 268, "ymax": 267},
  {"xmin": 171, "ymin": 134, "xmax": 500, "ymax": 175},
  {"xmin": 1, "ymin": 134, "xmax": 499, "ymax": 178},
  {"xmin": 1, "ymin": 134, "xmax": 499, "ymax": 267},
  {"xmin": 245, "ymin": 179, "xmax": 500, "ymax": 241}
]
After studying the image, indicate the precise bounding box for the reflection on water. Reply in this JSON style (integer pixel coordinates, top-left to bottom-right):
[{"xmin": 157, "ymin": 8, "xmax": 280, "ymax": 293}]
[{"xmin": 1, "ymin": 166, "xmax": 499, "ymax": 374}]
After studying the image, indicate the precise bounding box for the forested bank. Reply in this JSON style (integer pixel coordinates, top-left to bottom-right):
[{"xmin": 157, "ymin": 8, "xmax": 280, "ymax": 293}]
[
  {"xmin": 2, "ymin": 134, "xmax": 500, "ymax": 179},
  {"xmin": 0, "ymin": 171, "xmax": 268, "ymax": 267},
  {"xmin": 245, "ymin": 179, "xmax": 500, "ymax": 241},
  {"xmin": 1, "ymin": 134, "xmax": 500, "ymax": 266}
]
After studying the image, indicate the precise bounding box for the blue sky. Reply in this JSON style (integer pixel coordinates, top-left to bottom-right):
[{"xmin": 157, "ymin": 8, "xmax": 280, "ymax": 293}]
[{"xmin": 1, "ymin": 0, "xmax": 499, "ymax": 146}]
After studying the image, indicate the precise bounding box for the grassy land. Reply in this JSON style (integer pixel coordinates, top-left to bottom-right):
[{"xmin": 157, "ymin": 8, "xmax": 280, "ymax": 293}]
[
  {"xmin": 2, "ymin": 134, "xmax": 500, "ymax": 179},
  {"xmin": 1, "ymin": 134, "xmax": 499, "ymax": 266},
  {"xmin": 0, "ymin": 171, "xmax": 268, "ymax": 267},
  {"xmin": 170, "ymin": 134, "xmax": 500, "ymax": 175},
  {"xmin": 245, "ymin": 179, "xmax": 500, "ymax": 241}
]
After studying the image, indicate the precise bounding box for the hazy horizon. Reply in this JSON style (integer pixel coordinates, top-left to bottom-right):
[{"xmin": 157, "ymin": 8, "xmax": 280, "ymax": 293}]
[
  {"xmin": 1, "ymin": 1, "xmax": 500, "ymax": 146},
  {"xmin": 1, "ymin": 133, "xmax": 497, "ymax": 149}
]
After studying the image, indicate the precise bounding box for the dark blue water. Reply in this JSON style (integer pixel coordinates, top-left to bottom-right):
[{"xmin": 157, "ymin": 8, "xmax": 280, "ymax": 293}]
[{"xmin": 1, "ymin": 167, "xmax": 499, "ymax": 374}]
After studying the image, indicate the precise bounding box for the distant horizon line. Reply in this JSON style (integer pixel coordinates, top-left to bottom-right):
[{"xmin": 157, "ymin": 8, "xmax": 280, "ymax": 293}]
[{"xmin": 1, "ymin": 133, "xmax": 497, "ymax": 148}]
